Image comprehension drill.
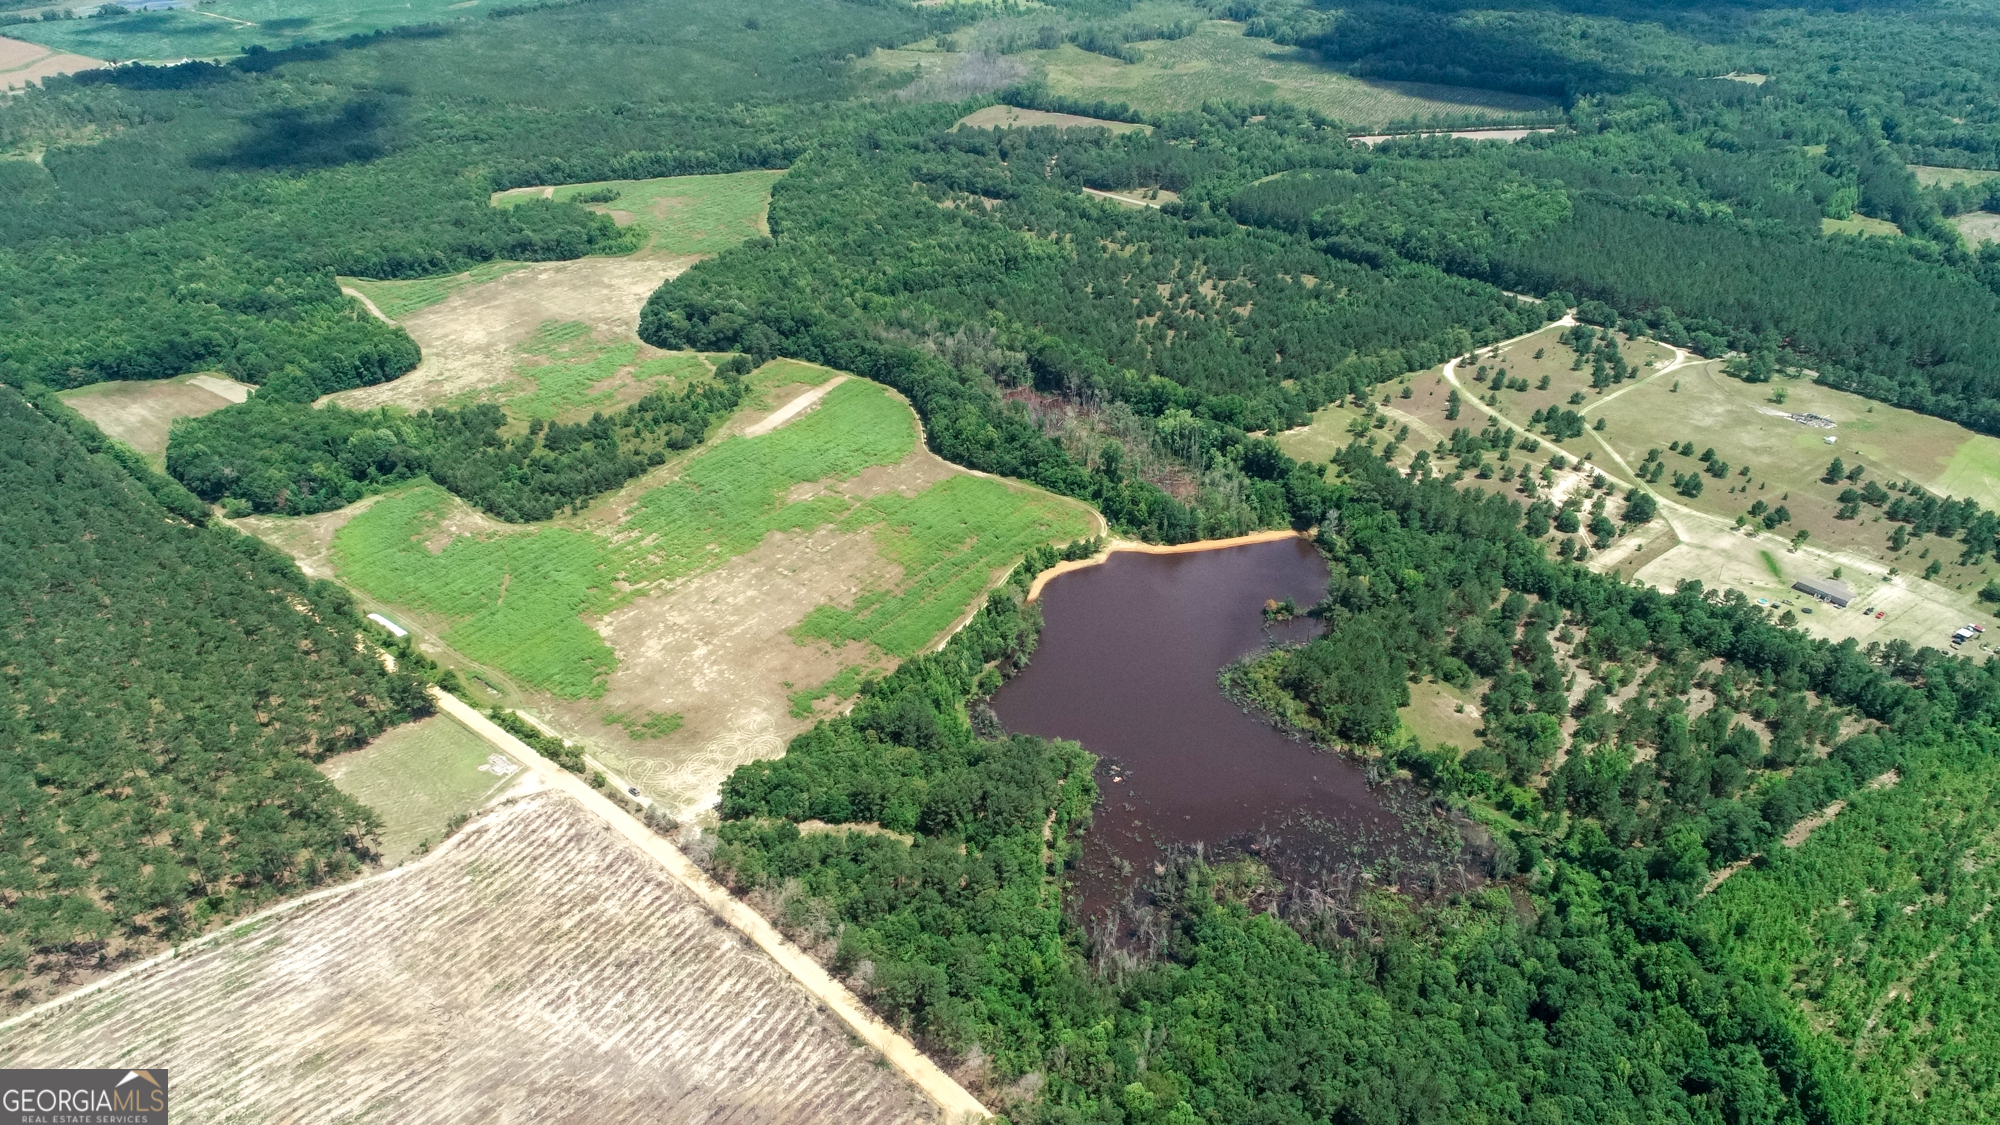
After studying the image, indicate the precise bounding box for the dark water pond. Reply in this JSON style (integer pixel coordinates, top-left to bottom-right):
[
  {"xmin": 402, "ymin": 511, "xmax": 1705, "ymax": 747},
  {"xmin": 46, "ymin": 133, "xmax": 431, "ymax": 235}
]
[{"xmin": 991, "ymin": 539, "xmax": 1401, "ymax": 925}]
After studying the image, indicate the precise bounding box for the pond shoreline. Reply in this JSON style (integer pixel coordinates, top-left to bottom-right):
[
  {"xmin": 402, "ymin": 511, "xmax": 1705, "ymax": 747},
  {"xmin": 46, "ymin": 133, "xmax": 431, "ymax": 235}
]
[{"xmin": 1023, "ymin": 528, "xmax": 1310, "ymax": 602}]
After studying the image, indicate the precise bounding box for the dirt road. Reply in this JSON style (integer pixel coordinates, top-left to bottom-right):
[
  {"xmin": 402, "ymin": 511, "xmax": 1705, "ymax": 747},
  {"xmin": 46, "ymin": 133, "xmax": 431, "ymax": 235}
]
[
  {"xmin": 341, "ymin": 284, "xmax": 394, "ymax": 323},
  {"xmin": 744, "ymin": 375, "xmax": 848, "ymax": 436},
  {"xmin": 1441, "ymin": 322, "xmax": 1983, "ymax": 649},
  {"xmin": 432, "ymin": 689, "xmax": 993, "ymax": 1123}
]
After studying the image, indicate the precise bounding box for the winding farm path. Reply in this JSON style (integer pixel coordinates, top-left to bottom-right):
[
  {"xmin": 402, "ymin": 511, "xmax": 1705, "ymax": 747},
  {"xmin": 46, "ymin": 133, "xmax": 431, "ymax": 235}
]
[
  {"xmin": 431, "ymin": 690, "xmax": 994, "ymax": 1123},
  {"xmin": 341, "ymin": 284, "xmax": 395, "ymax": 324},
  {"xmin": 1440, "ymin": 321, "xmax": 1926, "ymax": 587}
]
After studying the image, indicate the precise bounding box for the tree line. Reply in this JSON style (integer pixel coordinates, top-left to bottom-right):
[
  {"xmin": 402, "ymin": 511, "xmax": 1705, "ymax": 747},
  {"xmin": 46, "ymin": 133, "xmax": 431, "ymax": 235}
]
[
  {"xmin": 167, "ymin": 360, "xmax": 748, "ymax": 520},
  {"xmin": 697, "ymin": 433, "xmax": 2000, "ymax": 1123},
  {"xmin": 0, "ymin": 386, "xmax": 434, "ymax": 985}
]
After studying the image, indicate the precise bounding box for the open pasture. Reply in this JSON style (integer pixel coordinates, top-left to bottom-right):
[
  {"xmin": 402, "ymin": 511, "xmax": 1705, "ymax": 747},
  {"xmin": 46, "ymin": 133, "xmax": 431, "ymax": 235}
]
[
  {"xmin": 0, "ymin": 33, "xmax": 104, "ymax": 88},
  {"xmin": 1398, "ymin": 679, "xmax": 1483, "ymax": 754},
  {"xmin": 493, "ymin": 169, "xmax": 784, "ymax": 258},
  {"xmin": 340, "ymin": 261, "xmax": 529, "ymax": 323},
  {"xmin": 1578, "ymin": 356, "xmax": 2000, "ymax": 649},
  {"xmin": 1591, "ymin": 351, "xmax": 2000, "ymax": 526},
  {"xmin": 2, "ymin": 0, "xmax": 483, "ymax": 62},
  {"xmin": 1822, "ymin": 214, "xmax": 1902, "ymax": 238},
  {"xmin": 1022, "ymin": 21, "xmax": 1557, "ymax": 128},
  {"xmin": 1473, "ymin": 321, "xmax": 1678, "ymax": 434},
  {"xmin": 57, "ymin": 372, "xmax": 251, "ymax": 468},
  {"xmin": 321, "ymin": 374, "xmax": 1095, "ymax": 811},
  {"xmin": 319, "ymin": 712, "xmax": 520, "ymax": 864},
  {"xmin": 479, "ymin": 319, "xmax": 714, "ymax": 423},
  {"xmin": 0, "ymin": 790, "xmax": 939, "ymax": 1125},
  {"xmin": 334, "ymin": 173, "xmax": 779, "ymax": 414}
]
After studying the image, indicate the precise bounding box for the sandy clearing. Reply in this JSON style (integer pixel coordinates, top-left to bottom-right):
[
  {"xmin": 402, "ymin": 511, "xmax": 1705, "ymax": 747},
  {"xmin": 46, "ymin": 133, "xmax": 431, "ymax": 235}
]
[
  {"xmin": 329, "ymin": 255, "xmax": 699, "ymax": 412},
  {"xmin": 57, "ymin": 375, "xmax": 241, "ymax": 466},
  {"xmin": 744, "ymin": 374, "xmax": 849, "ymax": 436},
  {"xmin": 185, "ymin": 372, "xmax": 252, "ymax": 402},
  {"xmin": 0, "ymin": 777, "xmax": 943, "ymax": 1124},
  {"xmin": 957, "ymin": 104, "xmax": 1152, "ymax": 133},
  {"xmin": 434, "ymin": 689, "xmax": 993, "ymax": 1122},
  {"xmin": 1082, "ymin": 186, "xmax": 1164, "ymax": 209},
  {"xmin": 583, "ymin": 523, "xmax": 902, "ymax": 814},
  {"xmin": 0, "ymin": 35, "xmax": 106, "ymax": 90},
  {"xmin": 1350, "ymin": 126, "xmax": 1558, "ymax": 145},
  {"xmin": 231, "ymin": 494, "xmax": 386, "ymax": 580},
  {"xmin": 1955, "ymin": 210, "xmax": 2000, "ymax": 246}
]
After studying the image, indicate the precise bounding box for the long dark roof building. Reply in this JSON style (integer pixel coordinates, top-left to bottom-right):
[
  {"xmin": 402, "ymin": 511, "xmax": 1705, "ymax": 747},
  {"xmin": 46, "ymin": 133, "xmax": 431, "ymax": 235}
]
[{"xmin": 1792, "ymin": 576, "xmax": 1854, "ymax": 608}]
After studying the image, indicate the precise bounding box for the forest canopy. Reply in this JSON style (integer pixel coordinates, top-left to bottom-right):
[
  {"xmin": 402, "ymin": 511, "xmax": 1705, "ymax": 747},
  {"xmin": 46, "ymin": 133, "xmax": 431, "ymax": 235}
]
[{"xmin": 0, "ymin": 387, "xmax": 432, "ymax": 979}]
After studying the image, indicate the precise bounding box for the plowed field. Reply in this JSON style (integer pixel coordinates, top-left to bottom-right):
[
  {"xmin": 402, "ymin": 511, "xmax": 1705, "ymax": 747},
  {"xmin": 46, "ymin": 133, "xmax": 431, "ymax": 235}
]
[{"xmin": 0, "ymin": 789, "xmax": 939, "ymax": 1125}]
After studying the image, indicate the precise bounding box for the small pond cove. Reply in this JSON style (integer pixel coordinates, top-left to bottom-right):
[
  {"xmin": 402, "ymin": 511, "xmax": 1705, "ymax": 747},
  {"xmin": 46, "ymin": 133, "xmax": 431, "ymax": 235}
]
[{"xmin": 991, "ymin": 536, "xmax": 1478, "ymax": 951}]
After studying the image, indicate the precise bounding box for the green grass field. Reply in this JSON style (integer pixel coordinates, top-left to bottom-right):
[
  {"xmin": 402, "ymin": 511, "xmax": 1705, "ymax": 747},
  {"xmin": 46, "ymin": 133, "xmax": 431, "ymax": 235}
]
[
  {"xmin": 1700, "ymin": 739, "xmax": 2000, "ymax": 1120},
  {"xmin": 492, "ymin": 170, "xmax": 784, "ymax": 257},
  {"xmin": 331, "ymin": 376, "xmax": 1091, "ymax": 698},
  {"xmin": 794, "ymin": 472, "xmax": 1096, "ymax": 656},
  {"xmin": 334, "ymin": 172, "xmax": 782, "ymax": 323},
  {"xmin": 1022, "ymin": 21, "xmax": 1558, "ymax": 128},
  {"xmin": 1823, "ymin": 214, "xmax": 1903, "ymax": 238},
  {"xmin": 5, "ymin": 0, "xmax": 485, "ymax": 62},
  {"xmin": 320, "ymin": 713, "xmax": 517, "ymax": 864},
  {"xmin": 483, "ymin": 320, "xmax": 711, "ymax": 422},
  {"xmin": 340, "ymin": 262, "xmax": 530, "ymax": 322},
  {"xmin": 1909, "ymin": 165, "xmax": 2000, "ymax": 187}
]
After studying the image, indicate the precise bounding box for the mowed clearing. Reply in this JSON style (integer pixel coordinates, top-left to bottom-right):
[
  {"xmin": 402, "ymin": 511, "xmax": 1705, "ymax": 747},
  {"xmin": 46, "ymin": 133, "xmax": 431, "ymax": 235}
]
[
  {"xmin": 319, "ymin": 712, "xmax": 521, "ymax": 864},
  {"xmin": 0, "ymin": 790, "xmax": 940, "ymax": 1125},
  {"xmin": 492, "ymin": 169, "xmax": 785, "ymax": 257},
  {"xmin": 1020, "ymin": 21, "xmax": 1557, "ymax": 127},
  {"xmin": 956, "ymin": 104, "xmax": 1151, "ymax": 133},
  {"xmin": 334, "ymin": 171, "xmax": 781, "ymax": 414},
  {"xmin": 57, "ymin": 373, "xmax": 252, "ymax": 468},
  {"xmin": 1954, "ymin": 211, "xmax": 2000, "ymax": 246},
  {"xmin": 313, "ymin": 371, "xmax": 1098, "ymax": 813}
]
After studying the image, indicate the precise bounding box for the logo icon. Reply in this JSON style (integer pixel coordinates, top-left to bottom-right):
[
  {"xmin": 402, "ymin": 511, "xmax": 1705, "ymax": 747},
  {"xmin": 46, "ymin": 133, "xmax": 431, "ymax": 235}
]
[{"xmin": 1, "ymin": 1068, "xmax": 169, "ymax": 1124}]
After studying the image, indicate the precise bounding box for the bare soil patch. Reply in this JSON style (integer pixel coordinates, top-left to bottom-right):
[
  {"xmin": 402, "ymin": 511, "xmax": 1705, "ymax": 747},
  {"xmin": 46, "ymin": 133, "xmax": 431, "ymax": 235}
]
[
  {"xmin": 0, "ymin": 790, "xmax": 938, "ymax": 1125},
  {"xmin": 0, "ymin": 35, "xmax": 106, "ymax": 90},
  {"xmin": 956, "ymin": 104, "xmax": 1151, "ymax": 133},
  {"xmin": 577, "ymin": 524, "xmax": 901, "ymax": 812},
  {"xmin": 556, "ymin": 432, "xmax": 965, "ymax": 815},
  {"xmin": 328, "ymin": 256, "xmax": 698, "ymax": 413},
  {"xmin": 57, "ymin": 374, "xmax": 248, "ymax": 467},
  {"xmin": 231, "ymin": 495, "xmax": 385, "ymax": 580}
]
